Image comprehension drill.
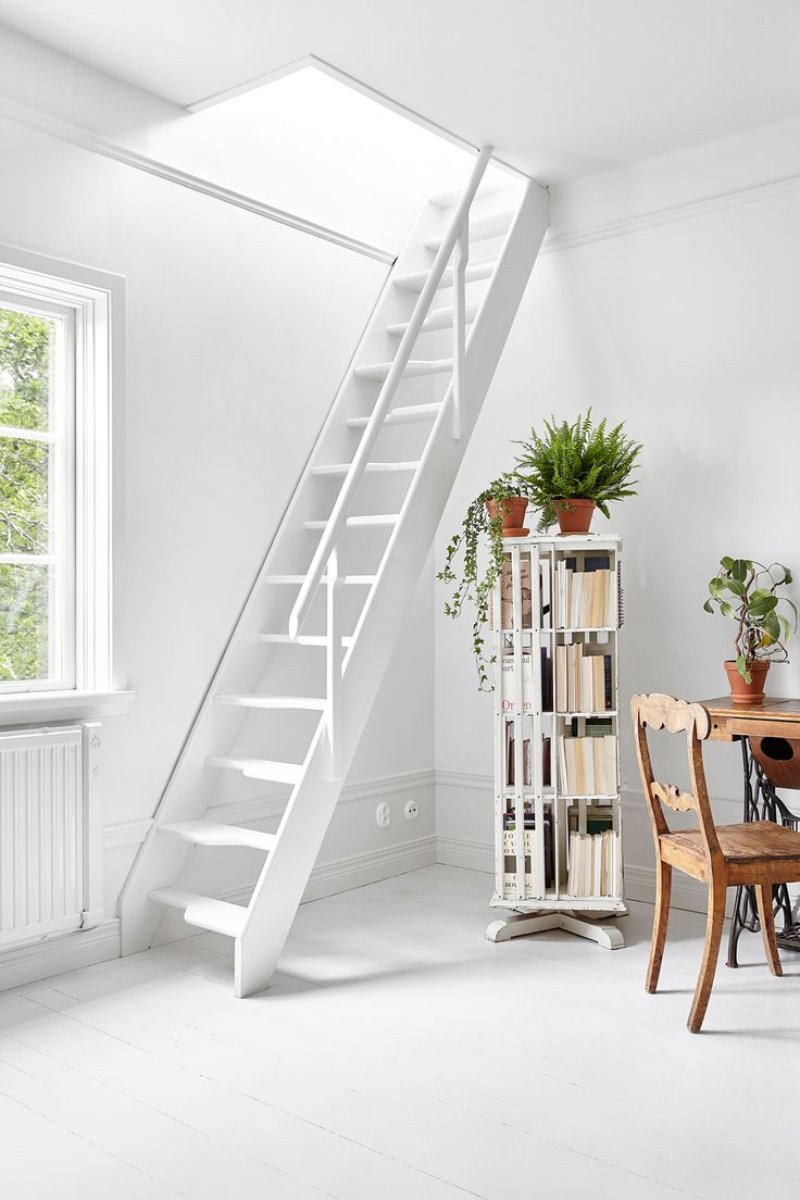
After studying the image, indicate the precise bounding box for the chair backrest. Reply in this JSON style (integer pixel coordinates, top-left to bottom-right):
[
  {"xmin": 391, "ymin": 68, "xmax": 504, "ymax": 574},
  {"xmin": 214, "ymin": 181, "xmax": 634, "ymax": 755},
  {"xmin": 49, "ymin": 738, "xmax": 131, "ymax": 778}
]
[{"xmin": 630, "ymin": 693, "xmax": 721, "ymax": 859}]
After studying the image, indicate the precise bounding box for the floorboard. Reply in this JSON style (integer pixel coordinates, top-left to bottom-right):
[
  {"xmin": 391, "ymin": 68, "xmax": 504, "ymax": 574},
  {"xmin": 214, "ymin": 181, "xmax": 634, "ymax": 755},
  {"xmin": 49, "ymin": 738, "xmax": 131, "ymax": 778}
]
[{"xmin": 0, "ymin": 865, "xmax": 797, "ymax": 1199}]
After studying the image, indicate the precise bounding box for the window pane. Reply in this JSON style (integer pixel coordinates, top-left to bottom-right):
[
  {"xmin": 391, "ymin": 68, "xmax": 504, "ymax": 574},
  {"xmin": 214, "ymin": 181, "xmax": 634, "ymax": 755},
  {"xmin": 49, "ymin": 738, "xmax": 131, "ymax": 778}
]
[
  {"xmin": 0, "ymin": 307, "xmax": 55, "ymax": 432},
  {"xmin": 0, "ymin": 563, "xmax": 52, "ymax": 682},
  {"xmin": 0, "ymin": 436, "xmax": 50, "ymax": 555}
]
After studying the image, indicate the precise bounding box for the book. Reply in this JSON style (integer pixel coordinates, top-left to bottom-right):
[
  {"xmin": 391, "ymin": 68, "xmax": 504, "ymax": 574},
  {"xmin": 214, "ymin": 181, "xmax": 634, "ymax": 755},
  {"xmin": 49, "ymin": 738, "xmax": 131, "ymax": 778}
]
[
  {"xmin": 502, "ymin": 810, "xmax": 554, "ymax": 895},
  {"xmin": 566, "ymin": 827, "xmax": 618, "ymax": 897},
  {"xmin": 492, "ymin": 555, "xmax": 532, "ymax": 629},
  {"xmin": 500, "ymin": 651, "xmax": 533, "ymax": 714},
  {"xmin": 559, "ymin": 731, "xmax": 616, "ymax": 794},
  {"xmin": 505, "ymin": 719, "xmax": 532, "ymax": 787}
]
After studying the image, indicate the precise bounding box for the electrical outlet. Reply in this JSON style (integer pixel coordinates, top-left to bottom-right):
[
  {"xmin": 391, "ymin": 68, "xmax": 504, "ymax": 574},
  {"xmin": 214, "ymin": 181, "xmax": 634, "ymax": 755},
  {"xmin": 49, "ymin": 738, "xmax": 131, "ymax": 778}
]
[
  {"xmin": 404, "ymin": 799, "xmax": 420, "ymax": 821},
  {"xmin": 375, "ymin": 801, "xmax": 391, "ymax": 828}
]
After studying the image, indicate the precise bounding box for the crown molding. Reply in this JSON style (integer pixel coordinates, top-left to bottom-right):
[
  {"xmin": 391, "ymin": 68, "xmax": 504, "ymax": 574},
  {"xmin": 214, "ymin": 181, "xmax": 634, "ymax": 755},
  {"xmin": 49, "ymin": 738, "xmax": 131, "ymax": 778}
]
[{"xmin": 543, "ymin": 171, "xmax": 800, "ymax": 255}]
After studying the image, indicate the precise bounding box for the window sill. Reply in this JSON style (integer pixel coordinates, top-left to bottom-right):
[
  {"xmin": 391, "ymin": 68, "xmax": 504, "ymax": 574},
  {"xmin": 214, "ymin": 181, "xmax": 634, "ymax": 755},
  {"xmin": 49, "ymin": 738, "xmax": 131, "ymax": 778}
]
[{"xmin": 0, "ymin": 689, "xmax": 135, "ymax": 725}]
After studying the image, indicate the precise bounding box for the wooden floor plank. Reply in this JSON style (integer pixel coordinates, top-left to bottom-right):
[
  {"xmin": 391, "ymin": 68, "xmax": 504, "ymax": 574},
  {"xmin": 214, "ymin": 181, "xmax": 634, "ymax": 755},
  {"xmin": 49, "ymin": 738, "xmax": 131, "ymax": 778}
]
[{"xmin": 1, "ymin": 865, "xmax": 798, "ymax": 1200}]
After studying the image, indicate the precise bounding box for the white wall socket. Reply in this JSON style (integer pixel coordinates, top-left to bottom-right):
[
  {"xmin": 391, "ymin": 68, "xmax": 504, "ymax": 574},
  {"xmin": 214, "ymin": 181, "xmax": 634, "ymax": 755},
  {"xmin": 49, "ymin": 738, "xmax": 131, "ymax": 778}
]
[
  {"xmin": 404, "ymin": 799, "xmax": 420, "ymax": 821},
  {"xmin": 375, "ymin": 801, "xmax": 391, "ymax": 828}
]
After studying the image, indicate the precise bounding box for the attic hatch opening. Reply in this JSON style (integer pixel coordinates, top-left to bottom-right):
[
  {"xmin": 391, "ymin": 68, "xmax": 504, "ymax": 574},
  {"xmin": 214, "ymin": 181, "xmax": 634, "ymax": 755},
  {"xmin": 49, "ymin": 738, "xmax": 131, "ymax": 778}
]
[{"xmin": 184, "ymin": 61, "xmax": 520, "ymax": 255}]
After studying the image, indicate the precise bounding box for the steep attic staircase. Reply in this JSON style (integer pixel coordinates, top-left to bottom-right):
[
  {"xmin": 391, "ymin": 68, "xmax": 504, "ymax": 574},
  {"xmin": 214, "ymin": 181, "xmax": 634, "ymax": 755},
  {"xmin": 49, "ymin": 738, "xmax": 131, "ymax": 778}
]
[{"xmin": 120, "ymin": 147, "xmax": 549, "ymax": 996}]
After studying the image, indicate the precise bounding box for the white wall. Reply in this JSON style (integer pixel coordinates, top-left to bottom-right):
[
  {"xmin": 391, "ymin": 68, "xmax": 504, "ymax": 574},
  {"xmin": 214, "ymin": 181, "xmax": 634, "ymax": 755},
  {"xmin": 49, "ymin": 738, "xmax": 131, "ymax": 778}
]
[
  {"xmin": 435, "ymin": 120, "xmax": 800, "ymax": 910},
  {"xmin": 0, "ymin": 24, "xmax": 472, "ymax": 256},
  {"xmin": 0, "ymin": 112, "xmax": 437, "ymax": 948}
]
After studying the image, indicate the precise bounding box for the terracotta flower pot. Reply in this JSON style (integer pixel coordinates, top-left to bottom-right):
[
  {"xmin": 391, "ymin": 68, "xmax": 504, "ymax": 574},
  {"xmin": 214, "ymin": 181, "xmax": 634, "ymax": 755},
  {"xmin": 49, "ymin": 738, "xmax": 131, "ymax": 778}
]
[
  {"xmin": 486, "ymin": 496, "xmax": 529, "ymax": 538},
  {"xmin": 724, "ymin": 659, "xmax": 770, "ymax": 706},
  {"xmin": 553, "ymin": 498, "xmax": 596, "ymax": 535}
]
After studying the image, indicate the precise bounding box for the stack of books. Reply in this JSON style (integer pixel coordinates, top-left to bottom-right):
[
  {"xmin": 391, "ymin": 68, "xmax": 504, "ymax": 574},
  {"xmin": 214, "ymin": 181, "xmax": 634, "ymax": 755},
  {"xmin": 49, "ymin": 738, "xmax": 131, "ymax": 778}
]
[
  {"xmin": 502, "ymin": 810, "xmax": 553, "ymax": 896},
  {"xmin": 554, "ymin": 642, "xmax": 612, "ymax": 712},
  {"xmin": 501, "ymin": 647, "xmax": 553, "ymax": 713},
  {"xmin": 556, "ymin": 555, "xmax": 615, "ymax": 628},
  {"xmin": 559, "ymin": 726, "xmax": 617, "ymax": 795},
  {"xmin": 566, "ymin": 829, "xmax": 618, "ymax": 897},
  {"xmin": 505, "ymin": 722, "xmax": 551, "ymax": 787}
]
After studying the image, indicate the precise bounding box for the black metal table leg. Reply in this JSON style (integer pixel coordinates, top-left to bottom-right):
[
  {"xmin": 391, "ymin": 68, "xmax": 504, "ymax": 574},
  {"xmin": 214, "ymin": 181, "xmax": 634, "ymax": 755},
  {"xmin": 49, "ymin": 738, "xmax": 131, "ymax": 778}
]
[{"xmin": 726, "ymin": 737, "xmax": 800, "ymax": 967}]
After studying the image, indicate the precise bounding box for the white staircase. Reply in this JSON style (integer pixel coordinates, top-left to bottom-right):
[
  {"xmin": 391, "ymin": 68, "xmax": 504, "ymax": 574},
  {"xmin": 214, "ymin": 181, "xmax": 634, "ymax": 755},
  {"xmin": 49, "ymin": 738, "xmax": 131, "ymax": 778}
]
[{"xmin": 120, "ymin": 147, "xmax": 549, "ymax": 996}]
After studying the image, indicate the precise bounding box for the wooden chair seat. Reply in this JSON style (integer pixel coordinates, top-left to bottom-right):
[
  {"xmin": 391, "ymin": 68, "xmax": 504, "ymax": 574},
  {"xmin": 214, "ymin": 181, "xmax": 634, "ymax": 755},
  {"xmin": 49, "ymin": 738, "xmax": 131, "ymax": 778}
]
[
  {"xmin": 660, "ymin": 820, "xmax": 800, "ymax": 885},
  {"xmin": 632, "ymin": 693, "xmax": 800, "ymax": 1032}
]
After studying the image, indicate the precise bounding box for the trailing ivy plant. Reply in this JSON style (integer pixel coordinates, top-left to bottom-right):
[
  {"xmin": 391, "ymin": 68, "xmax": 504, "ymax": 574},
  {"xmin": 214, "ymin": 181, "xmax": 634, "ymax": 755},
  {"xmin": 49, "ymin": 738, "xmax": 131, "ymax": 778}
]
[
  {"xmin": 438, "ymin": 474, "xmax": 529, "ymax": 690},
  {"xmin": 703, "ymin": 557, "xmax": 797, "ymax": 680},
  {"xmin": 513, "ymin": 409, "xmax": 642, "ymax": 530}
]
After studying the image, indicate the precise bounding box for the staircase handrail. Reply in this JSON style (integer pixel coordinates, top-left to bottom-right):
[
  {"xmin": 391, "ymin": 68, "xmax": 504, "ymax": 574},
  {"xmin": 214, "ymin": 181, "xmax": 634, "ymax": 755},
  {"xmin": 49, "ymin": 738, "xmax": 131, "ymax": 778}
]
[{"xmin": 288, "ymin": 144, "xmax": 493, "ymax": 638}]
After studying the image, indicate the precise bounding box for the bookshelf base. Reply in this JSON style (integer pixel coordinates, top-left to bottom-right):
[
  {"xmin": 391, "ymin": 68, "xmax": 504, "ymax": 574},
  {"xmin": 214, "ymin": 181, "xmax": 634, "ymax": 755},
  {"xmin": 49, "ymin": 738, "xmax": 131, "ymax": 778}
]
[{"xmin": 485, "ymin": 910, "xmax": 625, "ymax": 949}]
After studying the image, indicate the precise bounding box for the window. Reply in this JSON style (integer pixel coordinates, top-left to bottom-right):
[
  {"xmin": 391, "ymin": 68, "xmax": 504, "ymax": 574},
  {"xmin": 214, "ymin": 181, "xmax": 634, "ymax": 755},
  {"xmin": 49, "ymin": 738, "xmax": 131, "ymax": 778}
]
[
  {"xmin": 0, "ymin": 295, "xmax": 74, "ymax": 689},
  {"xmin": 0, "ymin": 246, "xmax": 125, "ymax": 714}
]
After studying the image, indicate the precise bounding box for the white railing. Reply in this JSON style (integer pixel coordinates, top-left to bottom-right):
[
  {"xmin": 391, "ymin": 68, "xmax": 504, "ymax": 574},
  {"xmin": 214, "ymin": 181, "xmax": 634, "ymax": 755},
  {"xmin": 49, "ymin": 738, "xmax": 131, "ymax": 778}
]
[{"xmin": 288, "ymin": 145, "xmax": 494, "ymax": 775}]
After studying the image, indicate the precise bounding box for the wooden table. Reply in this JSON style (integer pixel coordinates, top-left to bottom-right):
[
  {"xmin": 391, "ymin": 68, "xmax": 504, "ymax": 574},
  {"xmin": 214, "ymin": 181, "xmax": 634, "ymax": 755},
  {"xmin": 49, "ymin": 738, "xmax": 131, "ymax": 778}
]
[{"xmin": 698, "ymin": 696, "xmax": 800, "ymax": 965}]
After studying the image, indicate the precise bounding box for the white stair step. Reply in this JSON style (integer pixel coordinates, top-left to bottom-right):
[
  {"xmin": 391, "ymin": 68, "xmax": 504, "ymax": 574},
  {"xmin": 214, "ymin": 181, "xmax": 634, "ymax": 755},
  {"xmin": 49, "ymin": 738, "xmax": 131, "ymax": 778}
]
[
  {"xmin": 160, "ymin": 820, "xmax": 277, "ymax": 852},
  {"xmin": 264, "ymin": 574, "xmax": 377, "ymax": 585},
  {"xmin": 393, "ymin": 260, "xmax": 496, "ymax": 293},
  {"xmin": 148, "ymin": 888, "xmax": 248, "ymax": 938},
  {"xmin": 312, "ymin": 461, "xmax": 420, "ymax": 476},
  {"xmin": 304, "ymin": 515, "xmax": 399, "ymax": 530},
  {"xmin": 424, "ymin": 211, "xmax": 514, "ymax": 251},
  {"xmin": 388, "ymin": 303, "xmax": 479, "ymax": 337},
  {"xmin": 208, "ymin": 755, "xmax": 304, "ymax": 784},
  {"xmin": 355, "ymin": 358, "xmax": 452, "ymax": 381},
  {"xmin": 256, "ymin": 633, "xmax": 354, "ymax": 647},
  {"xmin": 217, "ymin": 693, "xmax": 326, "ymax": 710},
  {"xmin": 348, "ymin": 403, "xmax": 442, "ymax": 428}
]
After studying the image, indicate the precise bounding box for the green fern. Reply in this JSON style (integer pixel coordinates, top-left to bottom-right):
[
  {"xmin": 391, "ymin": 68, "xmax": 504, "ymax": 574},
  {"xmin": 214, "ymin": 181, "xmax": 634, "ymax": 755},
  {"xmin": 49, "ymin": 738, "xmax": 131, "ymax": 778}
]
[{"xmin": 514, "ymin": 409, "xmax": 642, "ymax": 530}]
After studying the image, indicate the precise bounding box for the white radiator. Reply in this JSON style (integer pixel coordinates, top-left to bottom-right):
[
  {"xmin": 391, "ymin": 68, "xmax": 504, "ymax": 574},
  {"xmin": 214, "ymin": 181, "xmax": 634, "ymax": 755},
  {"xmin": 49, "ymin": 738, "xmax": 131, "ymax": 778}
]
[{"xmin": 0, "ymin": 724, "xmax": 103, "ymax": 948}]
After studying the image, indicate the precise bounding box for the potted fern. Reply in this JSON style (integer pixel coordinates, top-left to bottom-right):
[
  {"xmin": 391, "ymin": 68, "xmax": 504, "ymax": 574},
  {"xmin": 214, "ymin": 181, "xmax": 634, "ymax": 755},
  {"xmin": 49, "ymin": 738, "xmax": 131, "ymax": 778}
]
[
  {"xmin": 703, "ymin": 557, "xmax": 797, "ymax": 704},
  {"xmin": 438, "ymin": 475, "xmax": 529, "ymax": 689},
  {"xmin": 514, "ymin": 409, "xmax": 642, "ymax": 534}
]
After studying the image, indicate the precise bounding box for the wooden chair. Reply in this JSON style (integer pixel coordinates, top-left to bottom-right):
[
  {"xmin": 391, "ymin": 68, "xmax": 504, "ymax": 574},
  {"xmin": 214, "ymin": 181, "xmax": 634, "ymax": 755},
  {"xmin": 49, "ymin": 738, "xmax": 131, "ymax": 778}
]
[{"xmin": 631, "ymin": 693, "xmax": 800, "ymax": 1032}]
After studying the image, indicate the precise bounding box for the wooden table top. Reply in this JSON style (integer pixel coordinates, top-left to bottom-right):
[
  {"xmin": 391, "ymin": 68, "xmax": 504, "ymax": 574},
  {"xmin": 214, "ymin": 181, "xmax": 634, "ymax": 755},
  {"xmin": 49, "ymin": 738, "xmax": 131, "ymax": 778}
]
[{"xmin": 695, "ymin": 696, "xmax": 800, "ymax": 741}]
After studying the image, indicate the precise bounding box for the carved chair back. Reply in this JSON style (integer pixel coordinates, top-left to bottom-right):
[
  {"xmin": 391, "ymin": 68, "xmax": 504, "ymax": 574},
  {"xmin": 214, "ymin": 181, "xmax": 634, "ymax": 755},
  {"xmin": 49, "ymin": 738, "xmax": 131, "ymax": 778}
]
[{"xmin": 630, "ymin": 693, "xmax": 720, "ymax": 861}]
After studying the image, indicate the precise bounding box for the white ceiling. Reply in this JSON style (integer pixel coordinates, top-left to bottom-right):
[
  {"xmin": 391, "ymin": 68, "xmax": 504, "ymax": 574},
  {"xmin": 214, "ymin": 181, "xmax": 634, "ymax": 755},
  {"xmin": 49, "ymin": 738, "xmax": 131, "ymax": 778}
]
[{"xmin": 0, "ymin": 0, "xmax": 799, "ymax": 181}]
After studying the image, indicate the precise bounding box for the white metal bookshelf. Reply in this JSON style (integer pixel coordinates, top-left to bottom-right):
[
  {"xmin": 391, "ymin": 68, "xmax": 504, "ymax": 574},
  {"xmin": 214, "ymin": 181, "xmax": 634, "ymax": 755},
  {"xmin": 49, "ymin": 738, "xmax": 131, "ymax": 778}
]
[{"xmin": 486, "ymin": 532, "xmax": 627, "ymax": 949}]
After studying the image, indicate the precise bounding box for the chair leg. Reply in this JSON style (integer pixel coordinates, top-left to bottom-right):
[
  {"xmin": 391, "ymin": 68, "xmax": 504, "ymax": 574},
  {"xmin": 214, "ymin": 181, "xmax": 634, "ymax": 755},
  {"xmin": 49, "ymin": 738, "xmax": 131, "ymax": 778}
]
[
  {"xmin": 688, "ymin": 881, "xmax": 726, "ymax": 1033},
  {"xmin": 646, "ymin": 860, "xmax": 672, "ymax": 993},
  {"xmin": 755, "ymin": 883, "xmax": 783, "ymax": 977}
]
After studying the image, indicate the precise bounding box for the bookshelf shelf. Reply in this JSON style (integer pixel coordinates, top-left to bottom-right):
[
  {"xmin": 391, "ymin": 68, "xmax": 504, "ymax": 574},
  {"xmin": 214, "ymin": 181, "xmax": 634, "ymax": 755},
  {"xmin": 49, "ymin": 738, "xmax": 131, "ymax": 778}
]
[{"xmin": 487, "ymin": 533, "xmax": 628, "ymax": 949}]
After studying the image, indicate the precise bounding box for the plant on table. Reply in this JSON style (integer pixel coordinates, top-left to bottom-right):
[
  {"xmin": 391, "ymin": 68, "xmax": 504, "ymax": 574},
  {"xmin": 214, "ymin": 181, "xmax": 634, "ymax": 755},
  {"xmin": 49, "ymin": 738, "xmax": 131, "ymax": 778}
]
[
  {"xmin": 513, "ymin": 408, "xmax": 642, "ymax": 534},
  {"xmin": 703, "ymin": 557, "xmax": 797, "ymax": 697},
  {"xmin": 438, "ymin": 474, "xmax": 529, "ymax": 690}
]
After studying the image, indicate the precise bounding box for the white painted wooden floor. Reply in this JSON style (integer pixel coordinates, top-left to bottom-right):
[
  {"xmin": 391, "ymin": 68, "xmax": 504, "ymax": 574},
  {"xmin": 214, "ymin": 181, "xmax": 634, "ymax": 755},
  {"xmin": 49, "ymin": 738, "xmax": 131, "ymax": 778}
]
[{"xmin": 1, "ymin": 865, "xmax": 798, "ymax": 1200}]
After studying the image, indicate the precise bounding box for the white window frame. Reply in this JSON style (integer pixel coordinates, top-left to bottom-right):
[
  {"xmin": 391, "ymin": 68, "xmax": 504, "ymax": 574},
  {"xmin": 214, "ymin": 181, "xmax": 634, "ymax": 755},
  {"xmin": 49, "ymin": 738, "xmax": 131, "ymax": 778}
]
[{"xmin": 0, "ymin": 244, "xmax": 131, "ymax": 721}]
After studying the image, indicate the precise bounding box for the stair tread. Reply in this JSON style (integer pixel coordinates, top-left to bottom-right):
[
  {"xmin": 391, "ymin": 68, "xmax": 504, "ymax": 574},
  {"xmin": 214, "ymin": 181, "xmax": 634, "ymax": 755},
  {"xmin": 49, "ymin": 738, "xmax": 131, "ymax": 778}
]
[
  {"xmin": 348, "ymin": 403, "xmax": 442, "ymax": 428},
  {"xmin": 160, "ymin": 820, "xmax": 277, "ymax": 851},
  {"xmin": 148, "ymin": 888, "xmax": 248, "ymax": 938},
  {"xmin": 424, "ymin": 210, "xmax": 514, "ymax": 251},
  {"xmin": 257, "ymin": 633, "xmax": 354, "ymax": 646},
  {"xmin": 217, "ymin": 693, "xmax": 327, "ymax": 710},
  {"xmin": 388, "ymin": 303, "xmax": 479, "ymax": 337},
  {"xmin": 312, "ymin": 461, "xmax": 420, "ymax": 475},
  {"xmin": 393, "ymin": 260, "xmax": 496, "ymax": 292},
  {"xmin": 208, "ymin": 755, "xmax": 304, "ymax": 784},
  {"xmin": 305, "ymin": 515, "xmax": 399, "ymax": 530},
  {"xmin": 265, "ymin": 573, "xmax": 378, "ymax": 584},
  {"xmin": 355, "ymin": 358, "xmax": 452, "ymax": 380}
]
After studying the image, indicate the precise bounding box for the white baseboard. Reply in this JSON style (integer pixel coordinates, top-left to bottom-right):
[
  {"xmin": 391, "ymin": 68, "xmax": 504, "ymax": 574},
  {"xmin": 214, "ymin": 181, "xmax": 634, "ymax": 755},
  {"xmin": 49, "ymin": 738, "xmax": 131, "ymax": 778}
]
[
  {"xmin": 153, "ymin": 832, "xmax": 438, "ymax": 946},
  {"xmin": 0, "ymin": 920, "xmax": 120, "ymax": 993},
  {"xmin": 436, "ymin": 834, "xmax": 494, "ymax": 875}
]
